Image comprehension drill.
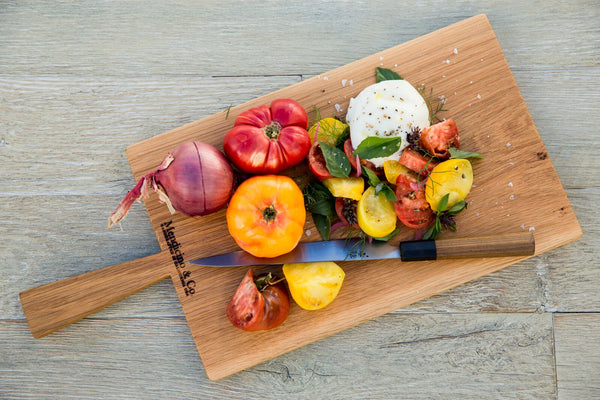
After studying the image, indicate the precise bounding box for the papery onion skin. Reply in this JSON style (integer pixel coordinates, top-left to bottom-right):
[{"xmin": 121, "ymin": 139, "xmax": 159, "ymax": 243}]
[{"xmin": 108, "ymin": 141, "xmax": 234, "ymax": 228}]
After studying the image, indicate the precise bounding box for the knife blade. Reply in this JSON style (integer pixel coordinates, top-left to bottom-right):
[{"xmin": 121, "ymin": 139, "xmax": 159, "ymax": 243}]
[{"xmin": 188, "ymin": 232, "xmax": 535, "ymax": 267}]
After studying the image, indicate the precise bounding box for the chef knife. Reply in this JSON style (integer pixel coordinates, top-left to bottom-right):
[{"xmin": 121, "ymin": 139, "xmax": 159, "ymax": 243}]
[{"xmin": 188, "ymin": 232, "xmax": 535, "ymax": 267}]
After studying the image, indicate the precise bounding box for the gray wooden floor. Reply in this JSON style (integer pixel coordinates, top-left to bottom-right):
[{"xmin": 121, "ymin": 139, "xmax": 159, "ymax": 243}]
[{"xmin": 1, "ymin": 1, "xmax": 598, "ymax": 398}]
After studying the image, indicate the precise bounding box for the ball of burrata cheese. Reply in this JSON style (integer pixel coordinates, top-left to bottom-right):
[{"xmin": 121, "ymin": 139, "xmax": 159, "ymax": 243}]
[{"xmin": 346, "ymin": 79, "xmax": 430, "ymax": 167}]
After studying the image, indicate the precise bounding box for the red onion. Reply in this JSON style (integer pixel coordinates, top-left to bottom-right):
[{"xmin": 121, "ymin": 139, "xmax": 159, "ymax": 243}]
[{"xmin": 108, "ymin": 141, "xmax": 234, "ymax": 228}]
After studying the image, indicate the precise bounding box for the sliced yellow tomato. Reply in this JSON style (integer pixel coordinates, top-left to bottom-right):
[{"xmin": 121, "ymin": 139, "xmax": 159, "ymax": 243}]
[
  {"xmin": 425, "ymin": 158, "xmax": 473, "ymax": 212},
  {"xmin": 383, "ymin": 159, "xmax": 415, "ymax": 185},
  {"xmin": 308, "ymin": 117, "xmax": 348, "ymax": 146},
  {"xmin": 357, "ymin": 186, "xmax": 397, "ymax": 238},
  {"xmin": 283, "ymin": 262, "xmax": 345, "ymax": 310},
  {"xmin": 322, "ymin": 176, "xmax": 365, "ymax": 201}
]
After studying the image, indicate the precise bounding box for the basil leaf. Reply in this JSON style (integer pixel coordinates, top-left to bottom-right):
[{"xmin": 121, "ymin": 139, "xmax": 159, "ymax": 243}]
[
  {"xmin": 449, "ymin": 147, "xmax": 483, "ymax": 159},
  {"xmin": 437, "ymin": 193, "xmax": 450, "ymax": 213},
  {"xmin": 376, "ymin": 67, "xmax": 403, "ymax": 83},
  {"xmin": 371, "ymin": 228, "xmax": 399, "ymax": 242},
  {"xmin": 423, "ymin": 224, "xmax": 437, "ymax": 240},
  {"xmin": 319, "ymin": 142, "xmax": 351, "ymax": 178},
  {"xmin": 361, "ymin": 165, "xmax": 381, "ymax": 188},
  {"xmin": 447, "ymin": 200, "xmax": 467, "ymax": 215},
  {"xmin": 353, "ymin": 136, "xmax": 402, "ymax": 160},
  {"xmin": 312, "ymin": 213, "xmax": 331, "ymax": 241},
  {"xmin": 375, "ymin": 183, "xmax": 398, "ymax": 202},
  {"xmin": 302, "ymin": 181, "xmax": 335, "ymax": 217}
]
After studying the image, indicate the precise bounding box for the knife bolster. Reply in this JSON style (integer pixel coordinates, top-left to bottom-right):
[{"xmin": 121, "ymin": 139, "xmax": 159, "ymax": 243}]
[{"xmin": 399, "ymin": 240, "xmax": 437, "ymax": 261}]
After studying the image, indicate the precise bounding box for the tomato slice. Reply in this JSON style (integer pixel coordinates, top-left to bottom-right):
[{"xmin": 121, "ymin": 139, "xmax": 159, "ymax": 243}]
[
  {"xmin": 357, "ymin": 186, "xmax": 397, "ymax": 238},
  {"xmin": 227, "ymin": 269, "xmax": 290, "ymax": 331},
  {"xmin": 399, "ymin": 148, "xmax": 438, "ymax": 176},
  {"xmin": 418, "ymin": 118, "xmax": 460, "ymax": 159},
  {"xmin": 394, "ymin": 174, "xmax": 435, "ymax": 229},
  {"xmin": 308, "ymin": 142, "xmax": 334, "ymax": 180}
]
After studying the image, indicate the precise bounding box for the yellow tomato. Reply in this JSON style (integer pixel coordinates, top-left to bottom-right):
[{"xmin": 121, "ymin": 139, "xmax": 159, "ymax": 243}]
[
  {"xmin": 282, "ymin": 262, "xmax": 345, "ymax": 310},
  {"xmin": 226, "ymin": 175, "xmax": 306, "ymax": 258},
  {"xmin": 383, "ymin": 159, "xmax": 415, "ymax": 185},
  {"xmin": 308, "ymin": 117, "xmax": 348, "ymax": 146},
  {"xmin": 322, "ymin": 176, "xmax": 365, "ymax": 201},
  {"xmin": 425, "ymin": 159, "xmax": 473, "ymax": 212},
  {"xmin": 357, "ymin": 186, "xmax": 397, "ymax": 238}
]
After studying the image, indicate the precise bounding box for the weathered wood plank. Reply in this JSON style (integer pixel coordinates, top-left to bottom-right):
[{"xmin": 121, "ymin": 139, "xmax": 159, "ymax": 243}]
[
  {"xmin": 0, "ymin": 313, "xmax": 555, "ymax": 399},
  {"xmin": 555, "ymin": 313, "xmax": 600, "ymax": 399},
  {"xmin": 0, "ymin": 1, "xmax": 597, "ymax": 77},
  {"xmin": 0, "ymin": 76, "xmax": 300, "ymax": 195}
]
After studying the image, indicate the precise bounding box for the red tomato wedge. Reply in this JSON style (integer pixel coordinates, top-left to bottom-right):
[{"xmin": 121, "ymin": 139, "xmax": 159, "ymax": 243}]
[
  {"xmin": 307, "ymin": 142, "xmax": 334, "ymax": 180},
  {"xmin": 399, "ymin": 148, "xmax": 438, "ymax": 176},
  {"xmin": 394, "ymin": 173, "xmax": 434, "ymax": 229},
  {"xmin": 419, "ymin": 118, "xmax": 460, "ymax": 159},
  {"xmin": 227, "ymin": 269, "xmax": 290, "ymax": 331}
]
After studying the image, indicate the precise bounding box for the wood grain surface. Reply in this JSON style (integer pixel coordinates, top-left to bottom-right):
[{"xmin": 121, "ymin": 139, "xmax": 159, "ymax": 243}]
[{"xmin": 1, "ymin": 0, "xmax": 599, "ymax": 398}]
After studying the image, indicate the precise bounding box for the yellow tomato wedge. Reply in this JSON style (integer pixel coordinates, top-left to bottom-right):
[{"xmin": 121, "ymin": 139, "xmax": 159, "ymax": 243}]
[
  {"xmin": 308, "ymin": 117, "xmax": 348, "ymax": 146},
  {"xmin": 356, "ymin": 186, "xmax": 397, "ymax": 238},
  {"xmin": 283, "ymin": 262, "xmax": 345, "ymax": 310},
  {"xmin": 322, "ymin": 176, "xmax": 365, "ymax": 201},
  {"xmin": 425, "ymin": 159, "xmax": 473, "ymax": 212},
  {"xmin": 383, "ymin": 159, "xmax": 415, "ymax": 185}
]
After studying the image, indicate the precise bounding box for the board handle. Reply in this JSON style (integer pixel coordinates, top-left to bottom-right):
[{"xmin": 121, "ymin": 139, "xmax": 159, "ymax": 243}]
[
  {"xmin": 19, "ymin": 252, "xmax": 171, "ymax": 338},
  {"xmin": 399, "ymin": 232, "xmax": 535, "ymax": 261}
]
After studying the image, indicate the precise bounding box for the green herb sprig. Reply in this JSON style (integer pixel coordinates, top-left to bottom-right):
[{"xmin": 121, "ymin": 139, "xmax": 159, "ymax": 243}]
[
  {"xmin": 302, "ymin": 181, "xmax": 336, "ymax": 240},
  {"xmin": 423, "ymin": 193, "xmax": 467, "ymax": 240}
]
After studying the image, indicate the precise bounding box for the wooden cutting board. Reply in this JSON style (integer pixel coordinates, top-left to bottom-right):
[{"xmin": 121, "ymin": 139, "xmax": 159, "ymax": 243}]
[{"xmin": 20, "ymin": 14, "xmax": 581, "ymax": 381}]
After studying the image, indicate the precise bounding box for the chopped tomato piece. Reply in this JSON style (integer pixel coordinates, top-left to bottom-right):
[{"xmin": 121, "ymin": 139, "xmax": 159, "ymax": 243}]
[
  {"xmin": 308, "ymin": 142, "xmax": 334, "ymax": 180},
  {"xmin": 399, "ymin": 148, "xmax": 438, "ymax": 176},
  {"xmin": 419, "ymin": 118, "xmax": 460, "ymax": 159},
  {"xmin": 394, "ymin": 174, "xmax": 434, "ymax": 230}
]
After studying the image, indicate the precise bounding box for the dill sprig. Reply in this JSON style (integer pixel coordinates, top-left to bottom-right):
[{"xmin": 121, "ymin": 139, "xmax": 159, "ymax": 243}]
[{"xmin": 418, "ymin": 85, "xmax": 447, "ymax": 125}]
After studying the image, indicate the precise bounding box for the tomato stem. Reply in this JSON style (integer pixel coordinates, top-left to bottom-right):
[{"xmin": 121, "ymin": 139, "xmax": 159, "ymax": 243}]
[
  {"xmin": 261, "ymin": 204, "xmax": 278, "ymax": 223},
  {"xmin": 263, "ymin": 121, "xmax": 282, "ymax": 139}
]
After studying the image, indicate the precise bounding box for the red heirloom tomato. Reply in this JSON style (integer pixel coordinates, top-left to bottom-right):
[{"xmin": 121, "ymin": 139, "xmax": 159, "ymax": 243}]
[
  {"xmin": 227, "ymin": 269, "xmax": 290, "ymax": 331},
  {"xmin": 418, "ymin": 118, "xmax": 460, "ymax": 159},
  {"xmin": 226, "ymin": 175, "xmax": 306, "ymax": 258},
  {"xmin": 223, "ymin": 99, "xmax": 311, "ymax": 174},
  {"xmin": 394, "ymin": 173, "xmax": 434, "ymax": 229}
]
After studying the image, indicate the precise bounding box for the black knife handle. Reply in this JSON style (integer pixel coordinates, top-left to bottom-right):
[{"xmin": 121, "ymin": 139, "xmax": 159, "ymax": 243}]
[
  {"xmin": 399, "ymin": 240, "xmax": 437, "ymax": 261},
  {"xmin": 399, "ymin": 232, "xmax": 535, "ymax": 261}
]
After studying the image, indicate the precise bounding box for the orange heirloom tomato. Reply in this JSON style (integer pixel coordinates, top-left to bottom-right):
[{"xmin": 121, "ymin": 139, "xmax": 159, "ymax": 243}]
[{"xmin": 226, "ymin": 175, "xmax": 306, "ymax": 258}]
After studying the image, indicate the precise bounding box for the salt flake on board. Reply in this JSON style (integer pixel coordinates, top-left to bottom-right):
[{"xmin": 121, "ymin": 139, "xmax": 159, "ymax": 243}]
[{"xmin": 334, "ymin": 103, "xmax": 342, "ymax": 112}]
